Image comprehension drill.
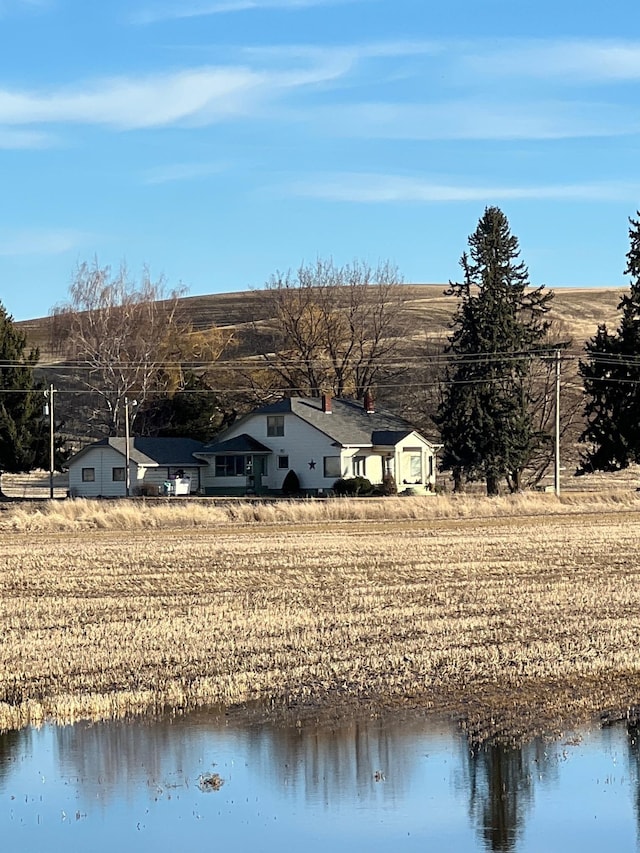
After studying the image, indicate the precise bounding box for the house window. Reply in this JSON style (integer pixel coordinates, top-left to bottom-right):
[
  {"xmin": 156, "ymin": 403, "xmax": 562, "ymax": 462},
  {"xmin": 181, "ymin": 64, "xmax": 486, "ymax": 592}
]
[
  {"xmin": 323, "ymin": 456, "xmax": 341, "ymax": 478},
  {"xmin": 215, "ymin": 455, "xmax": 247, "ymax": 477},
  {"xmin": 409, "ymin": 454, "xmax": 422, "ymax": 481},
  {"xmin": 353, "ymin": 456, "xmax": 366, "ymax": 477},
  {"xmin": 277, "ymin": 455, "xmax": 289, "ymax": 469},
  {"xmin": 82, "ymin": 467, "xmax": 95, "ymax": 482},
  {"xmin": 112, "ymin": 467, "xmax": 126, "ymax": 482},
  {"xmin": 267, "ymin": 415, "xmax": 284, "ymax": 437}
]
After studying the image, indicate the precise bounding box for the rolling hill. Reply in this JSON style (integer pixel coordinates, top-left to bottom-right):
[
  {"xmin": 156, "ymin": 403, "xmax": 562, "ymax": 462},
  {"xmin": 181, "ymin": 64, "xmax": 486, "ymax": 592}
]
[
  {"xmin": 16, "ymin": 283, "xmax": 625, "ymax": 365},
  {"xmin": 6, "ymin": 283, "xmax": 633, "ymax": 493}
]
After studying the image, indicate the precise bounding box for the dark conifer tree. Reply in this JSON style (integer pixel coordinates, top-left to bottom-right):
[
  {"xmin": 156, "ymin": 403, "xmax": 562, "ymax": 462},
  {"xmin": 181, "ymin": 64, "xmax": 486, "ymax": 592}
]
[
  {"xmin": 137, "ymin": 372, "xmax": 236, "ymax": 442},
  {"xmin": 435, "ymin": 207, "xmax": 553, "ymax": 495},
  {"xmin": 580, "ymin": 213, "xmax": 640, "ymax": 470},
  {"xmin": 0, "ymin": 302, "xmax": 48, "ymax": 489}
]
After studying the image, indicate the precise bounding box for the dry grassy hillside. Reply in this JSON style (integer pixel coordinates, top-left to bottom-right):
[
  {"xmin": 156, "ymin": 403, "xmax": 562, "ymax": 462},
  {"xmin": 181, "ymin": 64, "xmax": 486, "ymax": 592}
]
[
  {"xmin": 16, "ymin": 284, "xmax": 625, "ymax": 365},
  {"xmin": 13, "ymin": 284, "xmax": 626, "ymax": 481}
]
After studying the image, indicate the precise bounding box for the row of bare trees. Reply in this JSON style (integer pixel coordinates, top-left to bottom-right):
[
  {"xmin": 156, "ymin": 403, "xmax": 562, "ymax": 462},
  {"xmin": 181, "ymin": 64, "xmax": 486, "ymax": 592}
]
[
  {"xmin": 49, "ymin": 257, "xmax": 409, "ymax": 440},
  {"xmin": 48, "ymin": 255, "xmax": 577, "ymax": 489}
]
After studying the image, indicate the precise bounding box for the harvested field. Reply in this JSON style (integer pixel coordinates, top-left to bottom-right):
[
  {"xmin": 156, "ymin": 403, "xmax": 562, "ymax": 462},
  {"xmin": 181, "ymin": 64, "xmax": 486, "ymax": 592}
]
[{"xmin": 2, "ymin": 494, "xmax": 640, "ymax": 743}]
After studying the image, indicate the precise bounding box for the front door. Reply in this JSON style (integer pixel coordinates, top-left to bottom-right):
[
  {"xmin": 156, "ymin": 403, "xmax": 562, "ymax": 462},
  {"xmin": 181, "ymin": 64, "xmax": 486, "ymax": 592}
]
[{"xmin": 253, "ymin": 456, "xmax": 268, "ymax": 494}]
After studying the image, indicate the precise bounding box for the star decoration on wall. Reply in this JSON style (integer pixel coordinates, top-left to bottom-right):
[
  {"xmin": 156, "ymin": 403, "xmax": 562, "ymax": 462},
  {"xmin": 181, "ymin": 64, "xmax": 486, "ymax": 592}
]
[{"xmin": 308, "ymin": 460, "xmax": 316, "ymax": 469}]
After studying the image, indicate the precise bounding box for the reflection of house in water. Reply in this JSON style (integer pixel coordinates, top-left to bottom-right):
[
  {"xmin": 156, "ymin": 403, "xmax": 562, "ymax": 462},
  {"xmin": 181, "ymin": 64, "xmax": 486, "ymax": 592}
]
[
  {"xmin": 53, "ymin": 716, "xmax": 212, "ymax": 804},
  {"xmin": 242, "ymin": 715, "xmax": 436, "ymax": 806},
  {"xmin": 50, "ymin": 710, "xmax": 450, "ymax": 808}
]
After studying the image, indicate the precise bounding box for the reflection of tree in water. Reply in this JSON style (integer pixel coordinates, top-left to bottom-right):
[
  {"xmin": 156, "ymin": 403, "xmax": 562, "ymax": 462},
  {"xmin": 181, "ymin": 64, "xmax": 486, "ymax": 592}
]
[
  {"xmin": 242, "ymin": 716, "xmax": 427, "ymax": 807},
  {"xmin": 58, "ymin": 706, "xmax": 569, "ymax": 826},
  {"xmin": 53, "ymin": 711, "xmax": 429, "ymax": 807},
  {"xmin": 462, "ymin": 737, "xmax": 556, "ymax": 852},
  {"xmin": 623, "ymin": 719, "xmax": 640, "ymax": 841},
  {"xmin": 0, "ymin": 728, "xmax": 30, "ymax": 787},
  {"xmin": 53, "ymin": 715, "xmax": 216, "ymax": 803}
]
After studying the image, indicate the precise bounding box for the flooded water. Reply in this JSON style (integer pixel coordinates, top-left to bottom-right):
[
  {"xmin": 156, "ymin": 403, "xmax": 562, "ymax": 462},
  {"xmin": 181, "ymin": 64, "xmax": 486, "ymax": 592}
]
[{"xmin": 1, "ymin": 709, "xmax": 639, "ymax": 852}]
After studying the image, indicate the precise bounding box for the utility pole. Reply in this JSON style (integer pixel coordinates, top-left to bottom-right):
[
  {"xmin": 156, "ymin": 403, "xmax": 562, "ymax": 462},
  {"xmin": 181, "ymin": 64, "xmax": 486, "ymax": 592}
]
[
  {"xmin": 124, "ymin": 397, "xmax": 138, "ymax": 498},
  {"xmin": 124, "ymin": 397, "xmax": 131, "ymax": 499},
  {"xmin": 44, "ymin": 384, "xmax": 55, "ymax": 500},
  {"xmin": 554, "ymin": 350, "xmax": 561, "ymax": 497}
]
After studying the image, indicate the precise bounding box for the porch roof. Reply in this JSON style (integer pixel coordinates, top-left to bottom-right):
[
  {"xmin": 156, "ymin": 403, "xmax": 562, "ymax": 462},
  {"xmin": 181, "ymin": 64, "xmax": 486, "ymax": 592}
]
[
  {"xmin": 199, "ymin": 433, "xmax": 272, "ymax": 455},
  {"xmin": 371, "ymin": 429, "xmax": 413, "ymax": 447}
]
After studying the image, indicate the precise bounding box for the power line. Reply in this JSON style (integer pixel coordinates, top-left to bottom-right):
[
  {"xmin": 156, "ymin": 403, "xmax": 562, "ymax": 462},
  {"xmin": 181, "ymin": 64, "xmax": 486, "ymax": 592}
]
[{"xmin": 0, "ymin": 350, "xmax": 582, "ymax": 371}]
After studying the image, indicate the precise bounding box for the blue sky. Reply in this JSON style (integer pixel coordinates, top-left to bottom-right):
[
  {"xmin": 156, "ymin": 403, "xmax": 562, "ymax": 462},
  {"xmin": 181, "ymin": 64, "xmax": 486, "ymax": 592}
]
[{"xmin": 1, "ymin": 0, "xmax": 639, "ymax": 320}]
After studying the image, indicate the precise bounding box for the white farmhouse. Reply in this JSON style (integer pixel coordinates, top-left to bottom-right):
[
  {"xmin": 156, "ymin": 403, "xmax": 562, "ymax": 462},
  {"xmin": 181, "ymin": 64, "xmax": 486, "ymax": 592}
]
[{"xmin": 195, "ymin": 394, "xmax": 439, "ymax": 496}]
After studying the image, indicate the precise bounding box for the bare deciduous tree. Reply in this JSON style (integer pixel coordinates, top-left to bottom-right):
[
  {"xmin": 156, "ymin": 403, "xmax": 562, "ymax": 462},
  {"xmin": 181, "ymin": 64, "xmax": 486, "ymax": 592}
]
[
  {"xmin": 51, "ymin": 260, "xmax": 188, "ymax": 436},
  {"xmin": 254, "ymin": 258, "xmax": 406, "ymax": 399}
]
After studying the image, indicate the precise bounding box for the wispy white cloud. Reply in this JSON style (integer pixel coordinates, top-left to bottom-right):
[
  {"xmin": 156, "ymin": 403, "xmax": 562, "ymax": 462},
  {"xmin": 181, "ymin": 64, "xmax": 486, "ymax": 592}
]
[
  {"xmin": 0, "ymin": 69, "xmax": 263, "ymax": 129},
  {"xmin": 243, "ymin": 39, "xmax": 440, "ymax": 64},
  {"xmin": 287, "ymin": 173, "xmax": 640, "ymax": 203},
  {"xmin": 0, "ymin": 228, "xmax": 87, "ymax": 257},
  {"xmin": 247, "ymin": 39, "xmax": 640, "ymax": 141},
  {"xmin": 301, "ymin": 99, "xmax": 640, "ymax": 141},
  {"xmin": 133, "ymin": 0, "xmax": 367, "ymax": 25},
  {"xmin": 465, "ymin": 39, "xmax": 640, "ymax": 83},
  {"xmin": 0, "ymin": 57, "xmax": 348, "ymax": 130},
  {"xmin": 1, "ymin": 37, "xmax": 638, "ymax": 142},
  {"xmin": 143, "ymin": 161, "xmax": 227, "ymax": 184}
]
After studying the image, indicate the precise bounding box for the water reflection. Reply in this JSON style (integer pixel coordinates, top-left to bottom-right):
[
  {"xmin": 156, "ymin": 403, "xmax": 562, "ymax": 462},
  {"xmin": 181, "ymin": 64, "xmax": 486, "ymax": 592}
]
[
  {"xmin": 623, "ymin": 719, "xmax": 640, "ymax": 839},
  {"xmin": 0, "ymin": 710, "xmax": 637, "ymax": 852},
  {"xmin": 51, "ymin": 711, "xmax": 435, "ymax": 809},
  {"xmin": 462, "ymin": 740, "xmax": 559, "ymax": 851},
  {"xmin": 0, "ymin": 727, "xmax": 29, "ymax": 784},
  {"xmin": 242, "ymin": 716, "xmax": 429, "ymax": 807}
]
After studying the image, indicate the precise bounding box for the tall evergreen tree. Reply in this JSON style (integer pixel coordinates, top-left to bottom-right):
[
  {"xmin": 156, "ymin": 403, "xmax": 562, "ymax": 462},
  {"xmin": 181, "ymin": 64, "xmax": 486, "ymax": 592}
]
[
  {"xmin": 0, "ymin": 302, "xmax": 48, "ymax": 489},
  {"xmin": 435, "ymin": 207, "xmax": 553, "ymax": 495},
  {"xmin": 580, "ymin": 213, "xmax": 640, "ymax": 470}
]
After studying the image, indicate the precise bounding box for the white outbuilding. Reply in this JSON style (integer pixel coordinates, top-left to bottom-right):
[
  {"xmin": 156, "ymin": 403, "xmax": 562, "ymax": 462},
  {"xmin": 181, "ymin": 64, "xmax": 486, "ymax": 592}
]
[{"xmin": 66, "ymin": 437, "xmax": 207, "ymax": 498}]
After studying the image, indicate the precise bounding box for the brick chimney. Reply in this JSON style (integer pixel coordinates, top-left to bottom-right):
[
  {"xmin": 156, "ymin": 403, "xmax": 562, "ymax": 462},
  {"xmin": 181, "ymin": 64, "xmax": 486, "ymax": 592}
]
[
  {"xmin": 321, "ymin": 393, "xmax": 332, "ymax": 414},
  {"xmin": 363, "ymin": 390, "xmax": 375, "ymax": 414}
]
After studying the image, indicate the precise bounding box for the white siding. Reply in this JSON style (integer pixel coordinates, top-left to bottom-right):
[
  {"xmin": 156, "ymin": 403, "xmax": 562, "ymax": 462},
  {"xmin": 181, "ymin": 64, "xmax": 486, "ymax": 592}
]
[
  {"xmin": 68, "ymin": 446, "xmax": 133, "ymax": 498},
  {"xmin": 393, "ymin": 432, "xmax": 437, "ymax": 489},
  {"xmin": 200, "ymin": 412, "xmax": 350, "ymax": 493},
  {"xmin": 341, "ymin": 448, "xmax": 384, "ymax": 484},
  {"xmin": 69, "ymin": 448, "xmax": 203, "ymax": 497},
  {"xmin": 196, "ymin": 413, "xmax": 438, "ymax": 495}
]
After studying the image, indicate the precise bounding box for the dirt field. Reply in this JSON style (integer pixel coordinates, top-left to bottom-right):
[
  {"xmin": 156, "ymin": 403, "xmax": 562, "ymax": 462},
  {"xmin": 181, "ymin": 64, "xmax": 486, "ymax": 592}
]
[{"xmin": 2, "ymin": 495, "xmax": 640, "ymax": 742}]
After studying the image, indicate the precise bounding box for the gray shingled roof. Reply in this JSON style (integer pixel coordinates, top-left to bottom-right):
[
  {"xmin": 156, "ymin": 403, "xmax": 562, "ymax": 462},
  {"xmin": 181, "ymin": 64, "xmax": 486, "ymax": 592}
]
[
  {"xmin": 69, "ymin": 437, "xmax": 207, "ymax": 467},
  {"xmin": 251, "ymin": 397, "xmax": 426, "ymax": 447}
]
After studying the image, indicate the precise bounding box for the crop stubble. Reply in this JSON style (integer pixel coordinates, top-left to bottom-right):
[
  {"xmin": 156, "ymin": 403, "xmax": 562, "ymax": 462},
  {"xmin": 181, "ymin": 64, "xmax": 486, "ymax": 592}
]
[{"xmin": 2, "ymin": 497, "xmax": 640, "ymax": 741}]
